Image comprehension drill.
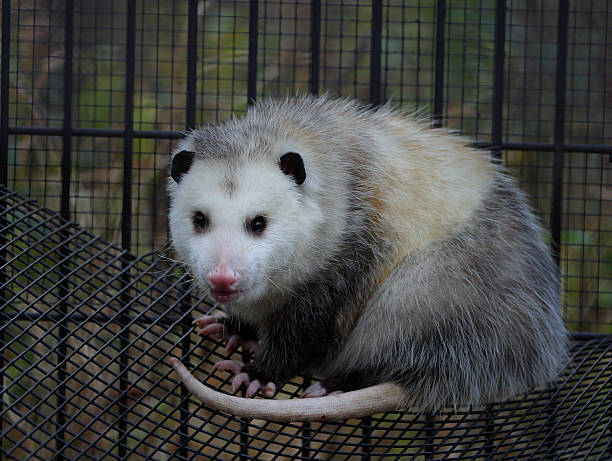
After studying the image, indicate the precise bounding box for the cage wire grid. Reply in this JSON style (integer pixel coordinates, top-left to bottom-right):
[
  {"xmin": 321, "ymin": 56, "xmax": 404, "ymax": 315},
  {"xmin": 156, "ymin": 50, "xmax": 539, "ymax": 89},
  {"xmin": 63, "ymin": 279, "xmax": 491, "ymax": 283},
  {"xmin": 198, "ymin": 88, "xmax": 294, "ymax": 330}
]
[
  {"xmin": 1, "ymin": 184, "xmax": 611, "ymax": 459},
  {"xmin": 1, "ymin": 0, "xmax": 612, "ymax": 459}
]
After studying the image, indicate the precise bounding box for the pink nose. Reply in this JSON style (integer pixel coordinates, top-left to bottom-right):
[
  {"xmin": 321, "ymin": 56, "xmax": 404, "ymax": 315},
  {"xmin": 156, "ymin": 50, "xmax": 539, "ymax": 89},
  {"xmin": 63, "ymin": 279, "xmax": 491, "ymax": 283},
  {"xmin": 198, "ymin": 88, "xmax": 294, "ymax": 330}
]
[{"xmin": 207, "ymin": 267, "xmax": 239, "ymax": 291}]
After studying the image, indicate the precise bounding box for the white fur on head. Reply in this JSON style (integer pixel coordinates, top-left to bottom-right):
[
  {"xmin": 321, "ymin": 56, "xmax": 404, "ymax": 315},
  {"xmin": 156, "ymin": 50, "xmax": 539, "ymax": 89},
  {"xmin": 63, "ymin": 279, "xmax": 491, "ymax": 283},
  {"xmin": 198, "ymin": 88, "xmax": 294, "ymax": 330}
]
[{"xmin": 168, "ymin": 134, "xmax": 335, "ymax": 320}]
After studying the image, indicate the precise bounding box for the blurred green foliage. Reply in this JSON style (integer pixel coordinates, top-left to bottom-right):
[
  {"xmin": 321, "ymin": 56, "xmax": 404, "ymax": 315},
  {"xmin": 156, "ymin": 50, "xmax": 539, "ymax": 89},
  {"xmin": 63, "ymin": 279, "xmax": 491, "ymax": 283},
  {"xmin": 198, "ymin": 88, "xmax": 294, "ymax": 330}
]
[{"xmin": 4, "ymin": 0, "xmax": 611, "ymax": 333}]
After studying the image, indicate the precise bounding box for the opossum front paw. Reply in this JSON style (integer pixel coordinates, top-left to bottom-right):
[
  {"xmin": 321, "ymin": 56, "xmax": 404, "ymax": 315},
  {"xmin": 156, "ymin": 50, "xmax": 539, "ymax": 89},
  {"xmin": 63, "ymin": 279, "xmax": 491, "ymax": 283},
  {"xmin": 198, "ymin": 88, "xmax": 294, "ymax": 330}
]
[
  {"xmin": 194, "ymin": 315, "xmax": 260, "ymax": 355},
  {"xmin": 194, "ymin": 315, "xmax": 227, "ymax": 339},
  {"xmin": 215, "ymin": 359, "xmax": 276, "ymax": 398},
  {"xmin": 302, "ymin": 381, "xmax": 344, "ymax": 398}
]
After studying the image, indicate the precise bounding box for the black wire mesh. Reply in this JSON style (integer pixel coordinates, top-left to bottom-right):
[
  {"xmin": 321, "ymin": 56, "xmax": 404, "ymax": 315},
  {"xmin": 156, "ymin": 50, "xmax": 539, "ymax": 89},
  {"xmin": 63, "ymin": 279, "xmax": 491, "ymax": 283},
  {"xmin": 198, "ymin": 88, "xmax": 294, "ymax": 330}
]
[
  {"xmin": 1, "ymin": 0, "xmax": 611, "ymax": 459},
  {"xmin": 2, "ymin": 184, "xmax": 611, "ymax": 459}
]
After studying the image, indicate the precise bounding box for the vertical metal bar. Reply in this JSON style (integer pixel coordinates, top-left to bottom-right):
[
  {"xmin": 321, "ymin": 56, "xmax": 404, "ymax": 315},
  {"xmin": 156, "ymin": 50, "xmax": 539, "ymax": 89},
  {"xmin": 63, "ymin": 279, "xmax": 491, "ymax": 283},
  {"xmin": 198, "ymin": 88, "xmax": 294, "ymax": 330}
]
[
  {"xmin": 433, "ymin": 0, "xmax": 446, "ymax": 127},
  {"xmin": 491, "ymin": 0, "xmax": 506, "ymax": 162},
  {"xmin": 370, "ymin": 0, "xmax": 382, "ymax": 105},
  {"xmin": 546, "ymin": 5, "xmax": 569, "ymax": 457},
  {"xmin": 0, "ymin": 3, "xmax": 10, "ymax": 456},
  {"xmin": 0, "ymin": 0, "xmax": 10, "ymax": 187},
  {"xmin": 122, "ymin": 0, "xmax": 136, "ymax": 253},
  {"xmin": 361, "ymin": 416, "xmax": 372, "ymax": 460},
  {"xmin": 61, "ymin": 0, "xmax": 73, "ymax": 223},
  {"xmin": 550, "ymin": 0, "xmax": 568, "ymax": 267},
  {"xmin": 186, "ymin": 0, "xmax": 197, "ymax": 130},
  {"xmin": 247, "ymin": 0, "xmax": 259, "ymax": 106},
  {"xmin": 309, "ymin": 0, "xmax": 321, "ymax": 95},
  {"xmin": 424, "ymin": 414, "xmax": 435, "ymax": 460},
  {"xmin": 118, "ymin": 1, "xmax": 137, "ymax": 458},
  {"xmin": 483, "ymin": 405, "xmax": 495, "ymax": 456},
  {"xmin": 178, "ymin": 2, "xmax": 198, "ymax": 459},
  {"xmin": 56, "ymin": 2, "xmax": 73, "ymax": 458}
]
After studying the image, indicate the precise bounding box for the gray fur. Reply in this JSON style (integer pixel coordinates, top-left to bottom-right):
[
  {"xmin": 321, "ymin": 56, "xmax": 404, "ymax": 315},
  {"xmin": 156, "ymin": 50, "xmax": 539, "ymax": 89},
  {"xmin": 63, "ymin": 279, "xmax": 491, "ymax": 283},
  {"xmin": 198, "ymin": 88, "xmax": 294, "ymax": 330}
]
[{"xmin": 324, "ymin": 173, "xmax": 567, "ymax": 410}]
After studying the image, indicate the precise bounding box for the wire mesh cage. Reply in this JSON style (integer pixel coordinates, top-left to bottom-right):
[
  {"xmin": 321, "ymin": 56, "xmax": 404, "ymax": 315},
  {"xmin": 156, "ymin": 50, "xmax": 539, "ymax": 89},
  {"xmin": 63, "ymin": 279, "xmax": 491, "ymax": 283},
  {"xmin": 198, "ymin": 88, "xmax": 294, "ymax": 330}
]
[
  {"xmin": 2, "ymin": 184, "xmax": 611, "ymax": 459},
  {"xmin": 1, "ymin": 0, "xmax": 611, "ymax": 459}
]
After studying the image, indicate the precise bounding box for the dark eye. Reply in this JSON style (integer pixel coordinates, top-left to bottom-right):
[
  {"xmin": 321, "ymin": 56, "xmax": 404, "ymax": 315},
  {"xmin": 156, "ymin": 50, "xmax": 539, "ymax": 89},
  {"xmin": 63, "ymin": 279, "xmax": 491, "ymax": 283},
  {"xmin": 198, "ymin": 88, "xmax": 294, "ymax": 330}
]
[
  {"xmin": 247, "ymin": 215, "xmax": 267, "ymax": 235},
  {"xmin": 192, "ymin": 212, "xmax": 209, "ymax": 231}
]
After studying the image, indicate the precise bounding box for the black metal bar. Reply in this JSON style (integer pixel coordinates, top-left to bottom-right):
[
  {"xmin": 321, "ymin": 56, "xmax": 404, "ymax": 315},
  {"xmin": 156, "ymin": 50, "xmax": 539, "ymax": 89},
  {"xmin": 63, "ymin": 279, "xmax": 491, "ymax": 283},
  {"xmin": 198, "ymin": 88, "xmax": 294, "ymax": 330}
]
[
  {"xmin": 483, "ymin": 404, "xmax": 495, "ymax": 456},
  {"xmin": 247, "ymin": 0, "xmax": 259, "ymax": 106},
  {"xmin": 433, "ymin": 0, "xmax": 446, "ymax": 127},
  {"xmin": 55, "ymin": 2, "xmax": 74, "ymax": 458},
  {"xmin": 186, "ymin": 0, "xmax": 197, "ymax": 130},
  {"xmin": 361, "ymin": 416, "xmax": 372, "ymax": 460},
  {"xmin": 7, "ymin": 126, "xmax": 184, "ymax": 138},
  {"xmin": 118, "ymin": 1, "xmax": 137, "ymax": 457},
  {"xmin": 491, "ymin": 0, "xmax": 506, "ymax": 162},
  {"xmin": 424, "ymin": 414, "xmax": 435, "ymax": 460},
  {"xmin": 550, "ymin": 0, "xmax": 569, "ymax": 267},
  {"xmin": 178, "ymin": 290, "xmax": 193, "ymax": 461},
  {"xmin": 0, "ymin": 0, "xmax": 10, "ymax": 186},
  {"xmin": 548, "ymin": 6, "xmax": 570, "ymax": 456},
  {"xmin": 370, "ymin": 0, "xmax": 382, "ymax": 105},
  {"xmin": 5, "ymin": 126, "xmax": 611, "ymax": 153},
  {"xmin": 122, "ymin": 0, "xmax": 136, "ymax": 254},
  {"xmin": 469, "ymin": 141, "xmax": 612, "ymax": 154},
  {"xmin": 309, "ymin": 0, "xmax": 321, "ymax": 95},
  {"xmin": 60, "ymin": 2, "xmax": 73, "ymax": 223},
  {"xmin": 0, "ymin": 3, "xmax": 9, "ymax": 456},
  {"xmin": 571, "ymin": 332, "xmax": 612, "ymax": 341}
]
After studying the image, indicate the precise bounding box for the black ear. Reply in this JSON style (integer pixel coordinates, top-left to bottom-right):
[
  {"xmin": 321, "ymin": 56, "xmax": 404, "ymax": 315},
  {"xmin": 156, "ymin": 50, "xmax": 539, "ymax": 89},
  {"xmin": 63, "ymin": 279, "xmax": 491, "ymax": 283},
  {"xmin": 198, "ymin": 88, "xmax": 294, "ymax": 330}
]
[
  {"xmin": 279, "ymin": 152, "xmax": 306, "ymax": 185},
  {"xmin": 171, "ymin": 150, "xmax": 195, "ymax": 183}
]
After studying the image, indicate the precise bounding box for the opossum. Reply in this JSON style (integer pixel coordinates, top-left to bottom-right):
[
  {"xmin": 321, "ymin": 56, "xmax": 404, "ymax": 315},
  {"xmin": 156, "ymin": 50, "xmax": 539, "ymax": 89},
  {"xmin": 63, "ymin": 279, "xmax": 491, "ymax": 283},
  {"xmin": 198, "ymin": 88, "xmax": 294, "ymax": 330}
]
[{"xmin": 168, "ymin": 96, "xmax": 567, "ymax": 422}]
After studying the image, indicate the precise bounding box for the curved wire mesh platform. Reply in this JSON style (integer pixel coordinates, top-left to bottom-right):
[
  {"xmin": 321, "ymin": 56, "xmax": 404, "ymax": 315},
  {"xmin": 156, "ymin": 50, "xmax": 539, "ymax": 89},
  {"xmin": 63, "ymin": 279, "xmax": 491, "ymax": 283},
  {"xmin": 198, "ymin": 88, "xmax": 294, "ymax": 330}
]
[{"xmin": 2, "ymin": 185, "xmax": 611, "ymax": 460}]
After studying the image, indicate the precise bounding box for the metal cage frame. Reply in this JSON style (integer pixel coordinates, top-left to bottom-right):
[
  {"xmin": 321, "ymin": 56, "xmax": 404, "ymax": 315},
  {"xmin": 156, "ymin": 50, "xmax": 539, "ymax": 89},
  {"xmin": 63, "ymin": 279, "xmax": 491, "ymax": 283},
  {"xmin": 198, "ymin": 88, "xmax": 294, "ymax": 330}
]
[{"xmin": 1, "ymin": 0, "xmax": 611, "ymax": 459}]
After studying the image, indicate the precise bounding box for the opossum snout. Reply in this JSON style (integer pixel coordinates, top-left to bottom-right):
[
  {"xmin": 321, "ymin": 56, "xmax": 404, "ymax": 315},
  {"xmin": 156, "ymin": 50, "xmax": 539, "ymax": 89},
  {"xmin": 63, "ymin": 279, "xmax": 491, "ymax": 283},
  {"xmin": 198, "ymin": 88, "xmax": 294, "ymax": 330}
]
[
  {"xmin": 207, "ymin": 266, "xmax": 240, "ymax": 290},
  {"xmin": 207, "ymin": 265, "xmax": 242, "ymax": 302}
]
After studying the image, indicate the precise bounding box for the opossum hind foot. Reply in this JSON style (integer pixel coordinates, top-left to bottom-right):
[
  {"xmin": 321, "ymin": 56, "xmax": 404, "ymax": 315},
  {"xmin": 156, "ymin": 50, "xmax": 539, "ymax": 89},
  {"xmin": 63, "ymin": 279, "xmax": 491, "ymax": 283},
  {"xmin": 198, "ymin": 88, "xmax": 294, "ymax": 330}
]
[{"xmin": 215, "ymin": 359, "xmax": 277, "ymax": 398}]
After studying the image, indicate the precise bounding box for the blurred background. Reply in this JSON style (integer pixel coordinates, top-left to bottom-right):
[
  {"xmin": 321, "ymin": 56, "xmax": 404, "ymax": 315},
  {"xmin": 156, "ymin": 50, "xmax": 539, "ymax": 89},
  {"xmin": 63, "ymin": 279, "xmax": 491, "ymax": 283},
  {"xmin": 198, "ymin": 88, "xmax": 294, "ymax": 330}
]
[{"xmin": 2, "ymin": 0, "xmax": 611, "ymax": 333}]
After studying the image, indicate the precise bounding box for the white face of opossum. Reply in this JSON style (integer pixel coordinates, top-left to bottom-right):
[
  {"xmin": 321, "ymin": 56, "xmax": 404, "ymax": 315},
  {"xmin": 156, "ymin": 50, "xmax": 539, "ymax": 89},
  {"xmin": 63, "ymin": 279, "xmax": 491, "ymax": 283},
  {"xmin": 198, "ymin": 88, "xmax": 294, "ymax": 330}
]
[{"xmin": 168, "ymin": 148, "xmax": 311, "ymax": 309}]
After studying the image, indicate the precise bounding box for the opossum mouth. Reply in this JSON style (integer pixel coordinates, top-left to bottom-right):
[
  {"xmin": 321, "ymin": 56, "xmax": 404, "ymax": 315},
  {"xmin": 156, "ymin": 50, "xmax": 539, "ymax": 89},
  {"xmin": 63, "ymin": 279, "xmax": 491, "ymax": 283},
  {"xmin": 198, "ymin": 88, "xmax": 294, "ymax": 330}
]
[{"xmin": 210, "ymin": 289, "xmax": 241, "ymax": 303}]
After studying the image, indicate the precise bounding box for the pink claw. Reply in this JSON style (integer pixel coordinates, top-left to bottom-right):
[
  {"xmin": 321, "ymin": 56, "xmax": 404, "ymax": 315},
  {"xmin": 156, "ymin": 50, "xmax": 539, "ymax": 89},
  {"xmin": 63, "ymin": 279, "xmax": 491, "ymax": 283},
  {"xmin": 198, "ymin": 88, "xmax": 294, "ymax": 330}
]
[
  {"xmin": 246, "ymin": 380, "xmax": 261, "ymax": 398},
  {"xmin": 213, "ymin": 359, "xmax": 276, "ymax": 398},
  {"xmin": 201, "ymin": 323, "xmax": 227, "ymax": 339},
  {"xmin": 194, "ymin": 315, "xmax": 229, "ymax": 340},
  {"xmin": 232, "ymin": 373, "xmax": 251, "ymax": 393},
  {"xmin": 214, "ymin": 359, "xmax": 244, "ymax": 375},
  {"xmin": 303, "ymin": 382, "xmax": 329, "ymax": 398},
  {"xmin": 226, "ymin": 335, "xmax": 240, "ymax": 354},
  {"xmin": 194, "ymin": 316, "xmax": 260, "ymax": 355},
  {"xmin": 193, "ymin": 315, "xmax": 220, "ymax": 328}
]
